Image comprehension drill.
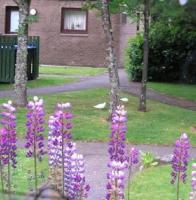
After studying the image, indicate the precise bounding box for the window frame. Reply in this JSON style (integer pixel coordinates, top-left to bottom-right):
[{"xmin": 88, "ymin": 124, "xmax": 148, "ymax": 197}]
[
  {"xmin": 5, "ymin": 6, "xmax": 19, "ymax": 34},
  {"xmin": 61, "ymin": 8, "xmax": 88, "ymax": 34}
]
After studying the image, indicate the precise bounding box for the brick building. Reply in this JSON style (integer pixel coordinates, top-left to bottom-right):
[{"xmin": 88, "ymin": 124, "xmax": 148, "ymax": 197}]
[{"xmin": 0, "ymin": 0, "xmax": 136, "ymax": 67}]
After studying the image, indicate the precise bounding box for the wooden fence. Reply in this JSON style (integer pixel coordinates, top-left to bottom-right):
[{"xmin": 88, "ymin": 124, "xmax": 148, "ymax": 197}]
[{"xmin": 0, "ymin": 35, "xmax": 39, "ymax": 83}]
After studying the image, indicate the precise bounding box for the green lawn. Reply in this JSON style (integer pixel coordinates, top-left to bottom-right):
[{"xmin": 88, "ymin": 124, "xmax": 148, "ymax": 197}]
[
  {"xmin": 148, "ymin": 82, "xmax": 196, "ymax": 102},
  {"xmin": 0, "ymin": 88, "xmax": 195, "ymax": 145},
  {"xmin": 128, "ymin": 161, "xmax": 194, "ymax": 200},
  {"xmin": 0, "ymin": 150, "xmax": 48, "ymax": 199},
  {"xmin": 0, "ymin": 77, "xmax": 77, "ymax": 91},
  {"xmin": 39, "ymin": 66, "xmax": 107, "ymax": 76}
]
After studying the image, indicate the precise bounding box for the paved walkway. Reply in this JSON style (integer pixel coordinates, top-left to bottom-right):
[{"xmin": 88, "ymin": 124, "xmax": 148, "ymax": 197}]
[
  {"xmin": 0, "ymin": 70, "xmax": 195, "ymax": 111},
  {"xmin": 17, "ymin": 140, "xmax": 196, "ymax": 200}
]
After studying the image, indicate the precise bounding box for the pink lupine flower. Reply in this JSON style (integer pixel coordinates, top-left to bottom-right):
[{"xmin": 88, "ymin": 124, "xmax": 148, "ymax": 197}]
[
  {"xmin": 24, "ymin": 96, "xmax": 45, "ymax": 194},
  {"xmin": 0, "ymin": 100, "xmax": 17, "ymax": 194}
]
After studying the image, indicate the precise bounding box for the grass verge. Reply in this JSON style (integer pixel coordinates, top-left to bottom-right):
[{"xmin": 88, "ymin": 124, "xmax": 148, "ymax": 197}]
[
  {"xmin": 0, "ymin": 88, "xmax": 195, "ymax": 145},
  {"xmin": 0, "ymin": 77, "xmax": 77, "ymax": 91},
  {"xmin": 148, "ymin": 82, "xmax": 196, "ymax": 102},
  {"xmin": 0, "ymin": 150, "xmax": 48, "ymax": 199},
  {"xmin": 128, "ymin": 161, "xmax": 195, "ymax": 200},
  {"xmin": 39, "ymin": 66, "xmax": 107, "ymax": 76}
]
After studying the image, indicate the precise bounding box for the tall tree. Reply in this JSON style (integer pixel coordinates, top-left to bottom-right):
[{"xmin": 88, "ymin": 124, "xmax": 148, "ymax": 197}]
[
  {"xmin": 13, "ymin": 0, "xmax": 31, "ymax": 107},
  {"xmin": 84, "ymin": 0, "xmax": 120, "ymax": 117},
  {"xmin": 101, "ymin": 0, "xmax": 120, "ymax": 117},
  {"xmin": 122, "ymin": 0, "xmax": 151, "ymax": 111},
  {"xmin": 138, "ymin": 0, "xmax": 150, "ymax": 112}
]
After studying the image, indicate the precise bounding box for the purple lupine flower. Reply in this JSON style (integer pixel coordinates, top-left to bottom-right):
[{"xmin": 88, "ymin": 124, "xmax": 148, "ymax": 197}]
[
  {"xmin": 108, "ymin": 105, "xmax": 127, "ymax": 163},
  {"xmin": 48, "ymin": 103, "xmax": 90, "ymax": 199},
  {"xmin": 106, "ymin": 161, "xmax": 127, "ymax": 200},
  {"xmin": 171, "ymin": 133, "xmax": 190, "ymax": 184},
  {"xmin": 25, "ymin": 96, "xmax": 45, "ymax": 161},
  {"xmin": 64, "ymin": 142, "xmax": 90, "ymax": 200},
  {"xmin": 189, "ymin": 163, "xmax": 196, "ymax": 200},
  {"xmin": 106, "ymin": 105, "xmax": 127, "ymax": 200},
  {"xmin": 48, "ymin": 103, "xmax": 72, "ymax": 168},
  {"xmin": 0, "ymin": 101, "xmax": 17, "ymax": 168},
  {"xmin": 128, "ymin": 147, "xmax": 139, "ymax": 166}
]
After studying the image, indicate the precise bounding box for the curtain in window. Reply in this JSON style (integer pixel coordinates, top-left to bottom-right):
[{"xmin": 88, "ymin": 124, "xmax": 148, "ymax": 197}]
[
  {"xmin": 64, "ymin": 10, "xmax": 86, "ymax": 30},
  {"xmin": 10, "ymin": 10, "xmax": 19, "ymax": 32}
]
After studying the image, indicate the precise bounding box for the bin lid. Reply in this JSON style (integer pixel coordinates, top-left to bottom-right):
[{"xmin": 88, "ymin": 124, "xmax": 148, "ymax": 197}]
[{"xmin": 14, "ymin": 45, "xmax": 36, "ymax": 49}]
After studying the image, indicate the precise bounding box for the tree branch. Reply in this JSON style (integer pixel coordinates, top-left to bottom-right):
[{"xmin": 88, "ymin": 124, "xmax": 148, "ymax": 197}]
[{"xmin": 12, "ymin": 0, "xmax": 19, "ymax": 5}]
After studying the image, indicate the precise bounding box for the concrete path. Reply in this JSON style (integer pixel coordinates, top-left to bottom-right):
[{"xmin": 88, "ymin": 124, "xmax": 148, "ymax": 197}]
[
  {"xmin": 17, "ymin": 140, "xmax": 196, "ymax": 200},
  {"xmin": 0, "ymin": 70, "xmax": 195, "ymax": 111}
]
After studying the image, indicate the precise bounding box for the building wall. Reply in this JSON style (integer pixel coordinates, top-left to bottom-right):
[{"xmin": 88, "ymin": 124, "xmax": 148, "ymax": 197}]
[
  {"xmin": 119, "ymin": 17, "xmax": 137, "ymax": 67},
  {"xmin": 0, "ymin": 0, "xmax": 135, "ymax": 67}
]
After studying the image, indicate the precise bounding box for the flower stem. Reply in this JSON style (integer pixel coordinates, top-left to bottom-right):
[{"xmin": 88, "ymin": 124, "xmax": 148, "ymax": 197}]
[
  {"xmin": 128, "ymin": 166, "xmax": 132, "ymax": 200},
  {"xmin": 7, "ymin": 158, "xmax": 11, "ymax": 200},
  {"xmin": 61, "ymin": 117, "xmax": 65, "ymax": 197},
  {"xmin": 177, "ymin": 171, "xmax": 180, "ymax": 200},
  {"xmin": 0, "ymin": 160, "xmax": 4, "ymax": 193},
  {"xmin": 7, "ymin": 126, "xmax": 11, "ymax": 200},
  {"xmin": 33, "ymin": 133, "xmax": 38, "ymax": 197}
]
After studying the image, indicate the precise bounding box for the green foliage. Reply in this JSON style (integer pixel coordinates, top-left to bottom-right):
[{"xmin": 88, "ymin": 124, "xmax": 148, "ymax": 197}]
[
  {"xmin": 26, "ymin": 15, "xmax": 39, "ymax": 24},
  {"xmin": 141, "ymin": 152, "xmax": 158, "ymax": 168},
  {"xmin": 125, "ymin": 22, "xmax": 196, "ymax": 82},
  {"xmin": 125, "ymin": 34, "xmax": 143, "ymax": 81}
]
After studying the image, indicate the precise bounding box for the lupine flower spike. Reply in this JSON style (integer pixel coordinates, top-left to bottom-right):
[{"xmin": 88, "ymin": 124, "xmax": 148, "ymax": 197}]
[
  {"xmin": 171, "ymin": 133, "xmax": 190, "ymax": 200},
  {"xmin": 106, "ymin": 105, "xmax": 127, "ymax": 200},
  {"xmin": 64, "ymin": 142, "xmax": 90, "ymax": 199},
  {"xmin": 48, "ymin": 103, "xmax": 90, "ymax": 199},
  {"xmin": 25, "ymin": 96, "xmax": 45, "ymax": 195},
  {"xmin": 0, "ymin": 101, "xmax": 17, "ymax": 196},
  {"xmin": 189, "ymin": 163, "xmax": 196, "ymax": 200},
  {"xmin": 127, "ymin": 147, "xmax": 139, "ymax": 200},
  {"xmin": 48, "ymin": 103, "xmax": 73, "ymax": 197}
]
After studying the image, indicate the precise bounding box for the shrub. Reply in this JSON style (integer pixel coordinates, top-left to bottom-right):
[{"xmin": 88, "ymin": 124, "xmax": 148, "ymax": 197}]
[
  {"xmin": 125, "ymin": 34, "xmax": 143, "ymax": 81},
  {"xmin": 125, "ymin": 22, "xmax": 196, "ymax": 83}
]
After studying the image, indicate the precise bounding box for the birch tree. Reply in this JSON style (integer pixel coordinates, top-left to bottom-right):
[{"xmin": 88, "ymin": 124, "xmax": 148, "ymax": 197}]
[
  {"xmin": 101, "ymin": 0, "xmax": 120, "ymax": 117},
  {"xmin": 138, "ymin": 0, "xmax": 150, "ymax": 112},
  {"xmin": 123, "ymin": 0, "xmax": 150, "ymax": 112},
  {"xmin": 13, "ymin": 0, "xmax": 31, "ymax": 107}
]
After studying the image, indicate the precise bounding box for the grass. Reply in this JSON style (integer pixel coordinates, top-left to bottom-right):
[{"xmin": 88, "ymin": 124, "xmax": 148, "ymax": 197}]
[
  {"xmin": 0, "ymin": 88, "xmax": 195, "ymax": 145},
  {"xmin": 128, "ymin": 161, "xmax": 195, "ymax": 200},
  {"xmin": 39, "ymin": 66, "xmax": 107, "ymax": 76},
  {"xmin": 148, "ymin": 82, "xmax": 196, "ymax": 102},
  {"xmin": 0, "ymin": 76, "xmax": 77, "ymax": 91},
  {"xmin": 0, "ymin": 150, "xmax": 48, "ymax": 199}
]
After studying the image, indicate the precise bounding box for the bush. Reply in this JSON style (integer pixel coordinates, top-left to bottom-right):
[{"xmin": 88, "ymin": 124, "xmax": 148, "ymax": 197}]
[
  {"xmin": 125, "ymin": 22, "xmax": 196, "ymax": 83},
  {"xmin": 125, "ymin": 34, "xmax": 143, "ymax": 81}
]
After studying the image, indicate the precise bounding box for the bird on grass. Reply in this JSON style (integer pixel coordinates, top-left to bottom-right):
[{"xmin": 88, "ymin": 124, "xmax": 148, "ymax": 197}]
[
  {"xmin": 93, "ymin": 102, "xmax": 106, "ymax": 109},
  {"xmin": 120, "ymin": 97, "xmax": 129, "ymax": 102}
]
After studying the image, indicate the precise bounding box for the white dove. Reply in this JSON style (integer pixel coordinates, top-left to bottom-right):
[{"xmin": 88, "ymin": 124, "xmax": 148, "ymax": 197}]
[
  {"xmin": 93, "ymin": 102, "xmax": 106, "ymax": 109},
  {"xmin": 120, "ymin": 98, "xmax": 129, "ymax": 102}
]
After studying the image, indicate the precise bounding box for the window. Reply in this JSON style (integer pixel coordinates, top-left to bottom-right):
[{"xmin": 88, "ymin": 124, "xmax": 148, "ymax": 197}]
[
  {"xmin": 61, "ymin": 8, "xmax": 88, "ymax": 34},
  {"xmin": 5, "ymin": 7, "xmax": 19, "ymax": 34}
]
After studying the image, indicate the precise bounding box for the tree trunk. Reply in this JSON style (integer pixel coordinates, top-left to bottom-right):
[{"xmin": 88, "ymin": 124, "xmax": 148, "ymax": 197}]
[
  {"xmin": 139, "ymin": 0, "xmax": 149, "ymax": 112},
  {"xmin": 14, "ymin": 0, "xmax": 30, "ymax": 107},
  {"xmin": 101, "ymin": 0, "xmax": 120, "ymax": 118}
]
